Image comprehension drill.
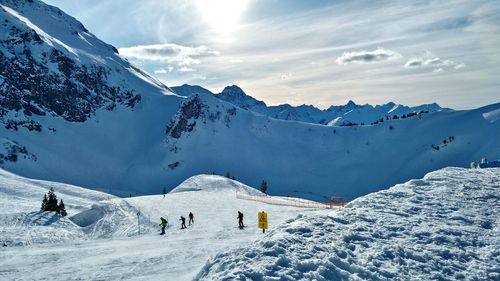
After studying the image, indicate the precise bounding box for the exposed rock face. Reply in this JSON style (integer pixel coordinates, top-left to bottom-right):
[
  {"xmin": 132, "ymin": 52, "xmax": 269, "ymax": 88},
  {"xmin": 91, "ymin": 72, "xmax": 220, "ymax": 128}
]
[
  {"xmin": 166, "ymin": 95, "xmax": 205, "ymax": 139},
  {"xmin": 0, "ymin": 140, "xmax": 36, "ymax": 164},
  {"xmin": 0, "ymin": 4, "xmax": 141, "ymax": 127},
  {"xmin": 165, "ymin": 94, "xmax": 238, "ymax": 139}
]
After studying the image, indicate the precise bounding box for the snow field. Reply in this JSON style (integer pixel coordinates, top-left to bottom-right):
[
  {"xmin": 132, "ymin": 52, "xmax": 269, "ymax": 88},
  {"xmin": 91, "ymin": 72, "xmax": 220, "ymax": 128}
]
[
  {"xmin": 0, "ymin": 173, "xmax": 320, "ymax": 280},
  {"xmin": 196, "ymin": 167, "xmax": 500, "ymax": 281}
]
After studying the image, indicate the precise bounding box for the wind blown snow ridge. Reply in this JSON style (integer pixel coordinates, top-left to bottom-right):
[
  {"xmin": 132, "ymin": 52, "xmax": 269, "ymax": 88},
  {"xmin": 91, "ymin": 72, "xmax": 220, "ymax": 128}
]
[{"xmin": 196, "ymin": 167, "xmax": 500, "ymax": 280}]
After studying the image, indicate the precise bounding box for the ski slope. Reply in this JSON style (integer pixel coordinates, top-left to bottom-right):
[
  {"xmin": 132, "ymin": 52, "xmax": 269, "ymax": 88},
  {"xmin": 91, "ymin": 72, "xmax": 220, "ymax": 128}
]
[
  {"xmin": 0, "ymin": 171, "xmax": 321, "ymax": 280},
  {"xmin": 197, "ymin": 167, "xmax": 500, "ymax": 280}
]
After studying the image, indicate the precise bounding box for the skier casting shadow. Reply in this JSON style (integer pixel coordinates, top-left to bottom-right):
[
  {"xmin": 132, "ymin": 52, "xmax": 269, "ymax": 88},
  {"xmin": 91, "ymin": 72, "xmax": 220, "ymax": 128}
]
[
  {"xmin": 188, "ymin": 212, "xmax": 194, "ymax": 226},
  {"xmin": 159, "ymin": 217, "xmax": 168, "ymax": 235},
  {"xmin": 180, "ymin": 216, "xmax": 187, "ymax": 229},
  {"xmin": 237, "ymin": 211, "xmax": 244, "ymax": 228}
]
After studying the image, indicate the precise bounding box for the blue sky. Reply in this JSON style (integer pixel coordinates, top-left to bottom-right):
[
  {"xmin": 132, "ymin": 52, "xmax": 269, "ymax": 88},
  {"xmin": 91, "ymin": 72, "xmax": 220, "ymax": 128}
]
[{"xmin": 45, "ymin": 0, "xmax": 500, "ymax": 109}]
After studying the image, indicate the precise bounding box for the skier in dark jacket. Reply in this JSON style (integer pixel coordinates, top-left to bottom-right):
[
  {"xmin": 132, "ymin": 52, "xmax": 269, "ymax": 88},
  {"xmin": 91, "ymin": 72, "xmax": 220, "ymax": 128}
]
[
  {"xmin": 188, "ymin": 212, "xmax": 194, "ymax": 225},
  {"xmin": 159, "ymin": 217, "xmax": 168, "ymax": 235},
  {"xmin": 237, "ymin": 211, "xmax": 244, "ymax": 228},
  {"xmin": 180, "ymin": 216, "xmax": 187, "ymax": 229}
]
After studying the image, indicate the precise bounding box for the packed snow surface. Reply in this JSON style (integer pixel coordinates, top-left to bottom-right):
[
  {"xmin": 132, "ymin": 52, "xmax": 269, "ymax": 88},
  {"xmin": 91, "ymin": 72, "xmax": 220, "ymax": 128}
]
[
  {"xmin": 0, "ymin": 171, "xmax": 319, "ymax": 280},
  {"xmin": 197, "ymin": 167, "xmax": 500, "ymax": 280}
]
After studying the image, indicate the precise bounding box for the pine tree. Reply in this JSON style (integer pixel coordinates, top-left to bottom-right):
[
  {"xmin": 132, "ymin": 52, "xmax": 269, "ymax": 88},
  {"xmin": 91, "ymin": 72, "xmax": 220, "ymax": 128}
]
[
  {"xmin": 58, "ymin": 199, "xmax": 67, "ymax": 217},
  {"xmin": 47, "ymin": 187, "xmax": 58, "ymax": 212},
  {"xmin": 260, "ymin": 180, "xmax": 268, "ymax": 194},
  {"xmin": 41, "ymin": 194, "xmax": 48, "ymax": 211},
  {"xmin": 226, "ymin": 172, "xmax": 230, "ymax": 178}
]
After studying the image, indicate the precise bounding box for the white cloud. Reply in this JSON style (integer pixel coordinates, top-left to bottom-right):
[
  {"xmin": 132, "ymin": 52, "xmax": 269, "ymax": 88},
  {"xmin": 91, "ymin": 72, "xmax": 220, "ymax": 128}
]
[
  {"xmin": 230, "ymin": 59, "xmax": 243, "ymax": 63},
  {"xmin": 336, "ymin": 48, "xmax": 401, "ymax": 65},
  {"xmin": 118, "ymin": 43, "xmax": 219, "ymax": 67},
  {"xmin": 192, "ymin": 74, "xmax": 207, "ymax": 80},
  {"xmin": 154, "ymin": 66, "xmax": 174, "ymax": 74},
  {"xmin": 281, "ymin": 73, "xmax": 293, "ymax": 80},
  {"xmin": 179, "ymin": 66, "xmax": 195, "ymax": 72},
  {"xmin": 404, "ymin": 53, "xmax": 465, "ymax": 72}
]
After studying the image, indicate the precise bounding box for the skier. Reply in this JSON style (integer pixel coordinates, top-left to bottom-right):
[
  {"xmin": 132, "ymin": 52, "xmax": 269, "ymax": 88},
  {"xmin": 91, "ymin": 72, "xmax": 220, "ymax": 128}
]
[
  {"xmin": 188, "ymin": 212, "xmax": 194, "ymax": 225},
  {"xmin": 237, "ymin": 211, "xmax": 244, "ymax": 228},
  {"xmin": 180, "ymin": 216, "xmax": 187, "ymax": 229},
  {"xmin": 159, "ymin": 217, "xmax": 168, "ymax": 235}
]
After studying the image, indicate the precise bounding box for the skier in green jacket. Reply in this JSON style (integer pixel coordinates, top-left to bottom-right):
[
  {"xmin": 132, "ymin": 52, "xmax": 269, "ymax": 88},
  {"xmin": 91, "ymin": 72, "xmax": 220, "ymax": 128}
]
[{"xmin": 159, "ymin": 217, "xmax": 168, "ymax": 235}]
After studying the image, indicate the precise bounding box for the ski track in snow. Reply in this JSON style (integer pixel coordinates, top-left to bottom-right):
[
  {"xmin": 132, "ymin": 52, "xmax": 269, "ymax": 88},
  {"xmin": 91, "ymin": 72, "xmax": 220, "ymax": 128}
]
[
  {"xmin": 0, "ymin": 172, "xmax": 319, "ymax": 280},
  {"xmin": 197, "ymin": 167, "xmax": 500, "ymax": 281}
]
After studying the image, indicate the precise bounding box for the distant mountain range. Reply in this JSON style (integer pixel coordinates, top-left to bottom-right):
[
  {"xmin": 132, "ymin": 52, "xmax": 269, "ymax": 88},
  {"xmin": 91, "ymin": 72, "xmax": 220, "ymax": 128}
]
[
  {"xmin": 1, "ymin": 0, "xmax": 498, "ymax": 200},
  {"xmin": 172, "ymin": 84, "xmax": 450, "ymax": 126}
]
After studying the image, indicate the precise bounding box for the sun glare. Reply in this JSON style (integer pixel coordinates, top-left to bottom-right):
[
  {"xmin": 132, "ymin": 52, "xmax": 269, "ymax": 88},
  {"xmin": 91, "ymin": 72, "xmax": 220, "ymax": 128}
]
[{"xmin": 197, "ymin": 0, "xmax": 250, "ymax": 34}]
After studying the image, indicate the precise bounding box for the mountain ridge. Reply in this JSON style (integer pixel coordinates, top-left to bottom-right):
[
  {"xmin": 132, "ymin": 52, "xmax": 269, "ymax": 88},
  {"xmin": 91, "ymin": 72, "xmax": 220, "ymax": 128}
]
[
  {"xmin": 171, "ymin": 84, "xmax": 449, "ymax": 126},
  {"xmin": 163, "ymin": 92, "xmax": 500, "ymax": 200}
]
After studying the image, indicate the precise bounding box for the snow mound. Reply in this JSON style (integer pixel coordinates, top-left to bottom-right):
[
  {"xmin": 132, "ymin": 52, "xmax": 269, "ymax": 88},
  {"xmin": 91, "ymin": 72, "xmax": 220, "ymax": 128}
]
[
  {"xmin": 196, "ymin": 167, "xmax": 500, "ymax": 280},
  {"xmin": 0, "ymin": 169, "xmax": 153, "ymax": 242},
  {"xmin": 170, "ymin": 174, "xmax": 263, "ymax": 196},
  {"xmin": 0, "ymin": 168, "xmax": 114, "ymax": 215},
  {"xmin": 482, "ymin": 107, "xmax": 500, "ymax": 123},
  {"xmin": 1, "ymin": 211, "xmax": 85, "ymax": 246},
  {"xmin": 70, "ymin": 199, "xmax": 153, "ymax": 238}
]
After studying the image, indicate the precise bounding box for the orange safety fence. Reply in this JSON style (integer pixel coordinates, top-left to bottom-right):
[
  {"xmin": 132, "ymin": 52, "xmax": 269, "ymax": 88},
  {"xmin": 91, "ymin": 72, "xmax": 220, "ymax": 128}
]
[{"xmin": 236, "ymin": 193, "xmax": 347, "ymax": 209}]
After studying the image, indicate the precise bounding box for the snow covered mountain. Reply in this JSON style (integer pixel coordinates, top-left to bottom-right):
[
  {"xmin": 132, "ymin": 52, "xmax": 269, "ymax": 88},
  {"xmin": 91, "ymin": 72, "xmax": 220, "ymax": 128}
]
[
  {"xmin": 171, "ymin": 84, "xmax": 216, "ymax": 97},
  {"xmin": 0, "ymin": 0, "xmax": 176, "ymax": 124},
  {"xmin": 197, "ymin": 167, "xmax": 500, "ymax": 280},
  {"xmin": 0, "ymin": 0, "xmax": 498, "ymax": 202},
  {"xmin": 164, "ymin": 92, "xmax": 500, "ymax": 200},
  {"xmin": 0, "ymin": 0, "xmax": 184, "ymax": 192},
  {"xmin": 171, "ymin": 84, "xmax": 448, "ymax": 125}
]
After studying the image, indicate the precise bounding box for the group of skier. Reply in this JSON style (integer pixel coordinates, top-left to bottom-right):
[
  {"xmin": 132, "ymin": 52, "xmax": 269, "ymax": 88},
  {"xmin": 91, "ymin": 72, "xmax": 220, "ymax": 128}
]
[
  {"xmin": 159, "ymin": 211, "xmax": 245, "ymax": 234},
  {"xmin": 179, "ymin": 212, "xmax": 194, "ymax": 229},
  {"xmin": 160, "ymin": 212, "xmax": 194, "ymax": 234}
]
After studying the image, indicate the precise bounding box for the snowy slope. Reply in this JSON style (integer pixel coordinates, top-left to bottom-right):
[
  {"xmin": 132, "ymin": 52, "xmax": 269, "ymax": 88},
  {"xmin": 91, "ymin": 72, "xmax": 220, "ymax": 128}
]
[
  {"xmin": 0, "ymin": 0, "xmax": 185, "ymax": 193},
  {"xmin": 172, "ymin": 84, "xmax": 449, "ymax": 125},
  {"xmin": 197, "ymin": 167, "xmax": 500, "ymax": 280},
  {"xmin": 0, "ymin": 171, "xmax": 316, "ymax": 281},
  {"xmin": 0, "ymin": 168, "xmax": 116, "ymax": 245},
  {"xmin": 163, "ymin": 93, "xmax": 500, "ymax": 200}
]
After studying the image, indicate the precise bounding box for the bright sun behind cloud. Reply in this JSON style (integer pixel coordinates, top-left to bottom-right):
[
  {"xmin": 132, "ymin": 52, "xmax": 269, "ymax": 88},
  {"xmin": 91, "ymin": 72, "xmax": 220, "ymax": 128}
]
[{"xmin": 196, "ymin": 0, "xmax": 250, "ymax": 34}]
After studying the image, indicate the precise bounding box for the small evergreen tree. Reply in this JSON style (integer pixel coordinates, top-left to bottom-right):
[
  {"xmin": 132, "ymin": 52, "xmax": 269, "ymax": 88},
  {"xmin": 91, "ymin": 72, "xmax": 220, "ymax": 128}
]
[
  {"xmin": 226, "ymin": 172, "xmax": 231, "ymax": 178},
  {"xmin": 162, "ymin": 187, "xmax": 166, "ymax": 197},
  {"xmin": 41, "ymin": 187, "xmax": 66, "ymax": 215},
  {"xmin": 41, "ymin": 194, "xmax": 48, "ymax": 211},
  {"xmin": 58, "ymin": 199, "xmax": 67, "ymax": 217},
  {"xmin": 260, "ymin": 180, "xmax": 268, "ymax": 194},
  {"xmin": 47, "ymin": 187, "xmax": 58, "ymax": 212}
]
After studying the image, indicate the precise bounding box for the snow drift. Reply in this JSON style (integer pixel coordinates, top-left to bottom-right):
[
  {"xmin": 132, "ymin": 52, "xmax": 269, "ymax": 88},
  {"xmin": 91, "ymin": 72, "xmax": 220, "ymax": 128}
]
[
  {"xmin": 196, "ymin": 167, "xmax": 500, "ymax": 280},
  {"xmin": 170, "ymin": 174, "xmax": 264, "ymax": 196}
]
